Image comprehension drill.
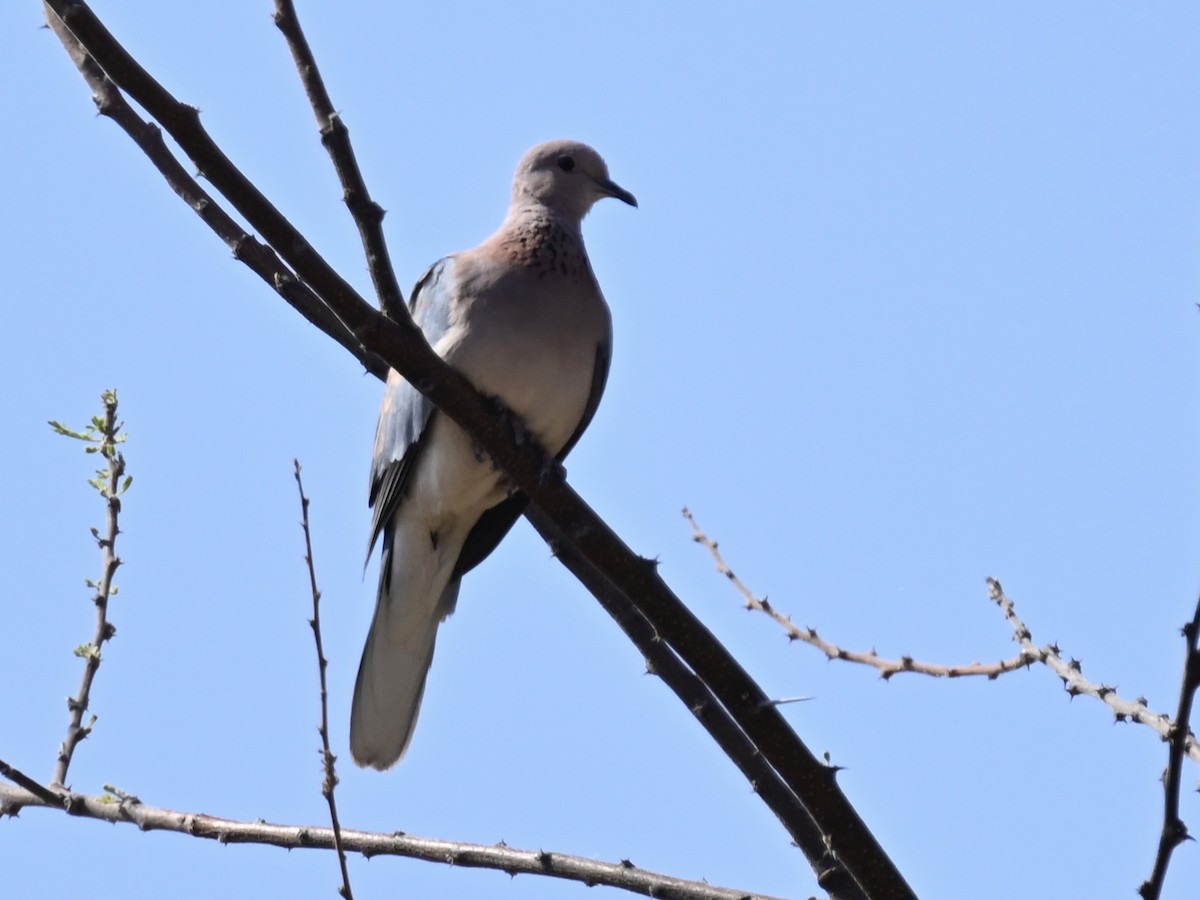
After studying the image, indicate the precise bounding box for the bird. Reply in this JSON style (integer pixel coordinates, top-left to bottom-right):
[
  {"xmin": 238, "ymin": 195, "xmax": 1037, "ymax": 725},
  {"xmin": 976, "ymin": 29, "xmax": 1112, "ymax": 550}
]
[{"xmin": 351, "ymin": 140, "xmax": 637, "ymax": 770}]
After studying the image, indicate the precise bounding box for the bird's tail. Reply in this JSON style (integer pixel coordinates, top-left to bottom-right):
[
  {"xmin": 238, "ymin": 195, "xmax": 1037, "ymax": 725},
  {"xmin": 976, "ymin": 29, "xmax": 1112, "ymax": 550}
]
[{"xmin": 350, "ymin": 531, "xmax": 462, "ymax": 770}]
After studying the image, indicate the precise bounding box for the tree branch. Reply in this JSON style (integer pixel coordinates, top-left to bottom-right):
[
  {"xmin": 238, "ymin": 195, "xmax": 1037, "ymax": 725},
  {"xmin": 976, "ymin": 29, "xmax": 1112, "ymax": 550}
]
[
  {"xmin": 988, "ymin": 579, "xmax": 1200, "ymax": 765},
  {"xmin": 293, "ymin": 461, "xmax": 354, "ymax": 900},
  {"xmin": 0, "ymin": 777, "xmax": 787, "ymax": 900},
  {"xmin": 0, "ymin": 760, "xmax": 66, "ymax": 808},
  {"xmin": 685, "ymin": 509, "xmax": 1200, "ymax": 772},
  {"xmin": 42, "ymin": 3, "xmax": 915, "ymax": 896},
  {"xmin": 42, "ymin": 5, "xmax": 389, "ymax": 381},
  {"xmin": 1136, "ymin": 591, "xmax": 1200, "ymax": 899},
  {"xmin": 272, "ymin": 0, "xmax": 407, "ymax": 321},
  {"xmin": 48, "ymin": 390, "xmax": 125, "ymax": 787},
  {"xmin": 528, "ymin": 508, "xmax": 867, "ymax": 900},
  {"xmin": 685, "ymin": 508, "xmax": 1035, "ymax": 680}
]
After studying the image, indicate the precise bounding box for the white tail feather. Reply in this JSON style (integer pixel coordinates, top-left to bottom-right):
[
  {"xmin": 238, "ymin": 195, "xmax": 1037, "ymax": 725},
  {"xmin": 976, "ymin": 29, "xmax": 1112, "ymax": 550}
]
[{"xmin": 350, "ymin": 525, "xmax": 463, "ymax": 770}]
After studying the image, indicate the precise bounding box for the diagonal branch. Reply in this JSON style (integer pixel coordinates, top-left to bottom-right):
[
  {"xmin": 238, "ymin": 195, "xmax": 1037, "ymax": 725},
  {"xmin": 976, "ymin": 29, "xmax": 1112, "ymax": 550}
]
[
  {"xmin": 0, "ymin": 760, "xmax": 66, "ymax": 807},
  {"xmin": 273, "ymin": 0, "xmax": 407, "ymax": 321},
  {"xmin": 42, "ymin": 4, "xmax": 915, "ymax": 897},
  {"xmin": 531, "ymin": 511, "xmax": 867, "ymax": 900},
  {"xmin": 0, "ymin": 776, "xmax": 787, "ymax": 900},
  {"xmin": 267, "ymin": 6, "xmax": 859, "ymax": 892},
  {"xmin": 43, "ymin": 6, "xmax": 388, "ymax": 380}
]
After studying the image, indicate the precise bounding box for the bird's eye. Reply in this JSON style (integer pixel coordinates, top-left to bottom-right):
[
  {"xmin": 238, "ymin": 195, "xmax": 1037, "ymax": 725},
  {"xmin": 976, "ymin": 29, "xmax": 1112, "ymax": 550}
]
[{"xmin": 557, "ymin": 155, "xmax": 575, "ymax": 172}]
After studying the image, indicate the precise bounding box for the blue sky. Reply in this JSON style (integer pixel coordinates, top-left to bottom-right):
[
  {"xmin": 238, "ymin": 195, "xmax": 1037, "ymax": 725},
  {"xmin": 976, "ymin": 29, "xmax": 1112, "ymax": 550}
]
[{"xmin": 5, "ymin": 2, "xmax": 1200, "ymax": 898}]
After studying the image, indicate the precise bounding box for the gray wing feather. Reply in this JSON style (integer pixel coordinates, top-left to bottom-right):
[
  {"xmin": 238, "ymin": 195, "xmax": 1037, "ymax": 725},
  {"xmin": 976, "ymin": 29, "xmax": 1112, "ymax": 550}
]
[{"xmin": 367, "ymin": 257, "xmax": 457, "ymax": 557}]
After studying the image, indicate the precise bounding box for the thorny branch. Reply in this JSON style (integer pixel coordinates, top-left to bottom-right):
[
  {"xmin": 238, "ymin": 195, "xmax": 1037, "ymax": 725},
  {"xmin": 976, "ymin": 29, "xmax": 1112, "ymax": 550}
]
[
  {"xmin": 48, "ymin": 390, "xmax": 127, "ymax": 788},
  {"xmin": 1138, "ymin": 592, "xmax": 1200, "ymax": 900},
  {"xmin": 293, "ymin": 461, "xmax": 354, "ymax": 900},
  {"xmin": 684, "ymin": 508, "xmax": 1200, "ymax": 768},
  {"xmin": 0, "ymin": 771, "xmax": 782, "ymax": 900},
  {"xmin": 41, "ymin": 3, "xmax": 915, "ymax": 898},
  {"xmin": 685, "ymin": 508, "xmax": 1035, "ymax": 680},
  {"xmin": 988, "ymin": 579, "xmax": 1200, "ymax": 765}
]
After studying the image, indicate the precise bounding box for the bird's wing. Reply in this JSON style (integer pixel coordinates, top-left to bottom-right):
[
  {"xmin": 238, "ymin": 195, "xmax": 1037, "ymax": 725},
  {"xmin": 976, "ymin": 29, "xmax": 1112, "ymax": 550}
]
[{"xmin": 366, "ymin": 256, "xmax": 458, "ymax": 558}]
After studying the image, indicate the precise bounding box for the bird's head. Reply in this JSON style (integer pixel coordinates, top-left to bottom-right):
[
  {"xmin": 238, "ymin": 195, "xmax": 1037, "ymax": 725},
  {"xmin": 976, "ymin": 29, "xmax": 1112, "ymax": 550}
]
[{"xmin": 511, "ymin": 140, "xmax": 637, "ymax": 222}]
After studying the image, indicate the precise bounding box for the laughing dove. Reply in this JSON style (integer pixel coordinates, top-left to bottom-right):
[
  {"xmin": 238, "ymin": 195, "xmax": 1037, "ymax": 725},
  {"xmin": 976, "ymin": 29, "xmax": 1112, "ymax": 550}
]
[{"xmin": 351, "ymin": 140, "xmax": 636, "ymax": 769}]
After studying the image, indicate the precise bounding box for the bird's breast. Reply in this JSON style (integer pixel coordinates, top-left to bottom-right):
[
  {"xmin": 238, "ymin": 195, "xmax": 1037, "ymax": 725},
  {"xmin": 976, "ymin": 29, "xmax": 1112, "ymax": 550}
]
[{"xmin": 448, "ymin": 276, "xmax": 610, "ymax": 455}]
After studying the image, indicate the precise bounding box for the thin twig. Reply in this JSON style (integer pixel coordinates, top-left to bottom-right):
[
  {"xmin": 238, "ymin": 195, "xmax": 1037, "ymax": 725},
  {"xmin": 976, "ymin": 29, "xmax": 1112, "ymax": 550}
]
[
  {"xmin": 51, "ymin": 391, "xmax": 125, "ymax": 787},
  {"xmin": 0, "ymin": 781, "xmax": 785, "ymax": 900},
  {"xmin": 43, "ymin": 5, "xmax": 915, "ymax": 896},
  {"xmin": 987, "ymin": 579, "xmax": 1200, "ymax": 765},
  {"xmin": 293, "ymin": 461, "xmax": 354, "ymax": 900},
  {"xmin": 273, "ymin": 0, "xmax": 407, "ymax": 321},
  {"xmin": 684, "ymin": 509, "xmax": 1200, "ymax": 767},
  {"xmin": 1137, "ymin": 591, "xmax": 1200, "ymax": 899},
  {"xmin": 0, "ymin": 760, "xmax": 66, "ymax": 808},
  {"xmin": 685, "ymin": 508, "xmax": 1035, "ymax": 680},
  {"xmin": 42, "ymin": 4, "xmax": 388, "ymax": 381}
]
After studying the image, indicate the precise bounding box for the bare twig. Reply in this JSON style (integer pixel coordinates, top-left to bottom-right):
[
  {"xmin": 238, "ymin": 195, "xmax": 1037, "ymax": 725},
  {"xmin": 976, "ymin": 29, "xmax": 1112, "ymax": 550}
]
[
  {"xmin": 272, "ymin": 0, "xmax": 407, "ymax": 321},
  {"xmin": 1138, "ymin": 592, "xmax": 1200, "ymax": 899},
  {"xmin": 48, "ymin": 390, "xmax": 126, "ymax": 787},
  {"xmin": 685, "ymin": 508, "xmax": 1035, "ymax": 680},
  {"xmin": 43, "ymin": 5, "xmax": 915, "ymax": 896},
  {"xmin": 684, "ymin": 509, "xmax": 1200, "ymax": 769},
  {"xmin": 42, "ymin": 4, "xmax": 388, "ymax": 381},
  {"xmin": 0, "ymin": 759, "xmax": 66, "ymax": 808},
  {"xmin": 293, "ymin": 461, "xmax": 354, "ymax": 900},
  {"xmin": 0, "ymin": 780, "xmax": 786, "ymax": 900},
  {"xmin": 987, "ymin": 579, "xmax": 1200, "ymax": 765}
]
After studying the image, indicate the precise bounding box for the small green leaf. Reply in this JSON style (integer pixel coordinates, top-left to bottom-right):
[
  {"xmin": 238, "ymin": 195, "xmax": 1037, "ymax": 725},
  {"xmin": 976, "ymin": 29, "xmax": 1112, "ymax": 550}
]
[
  {"xmin": 48, "ymin": 421, "xmax": 93, "ymax": 441},
  {"xmin": 120, "ymin": 475, "xmax": 133, "ymax": 495}
]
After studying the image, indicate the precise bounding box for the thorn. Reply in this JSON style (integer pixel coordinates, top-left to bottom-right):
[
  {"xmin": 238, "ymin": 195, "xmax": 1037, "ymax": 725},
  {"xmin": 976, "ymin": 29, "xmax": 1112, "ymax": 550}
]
[{"xmin": 759, "ymin": 695, "xmax": 814, "ymax": 708}]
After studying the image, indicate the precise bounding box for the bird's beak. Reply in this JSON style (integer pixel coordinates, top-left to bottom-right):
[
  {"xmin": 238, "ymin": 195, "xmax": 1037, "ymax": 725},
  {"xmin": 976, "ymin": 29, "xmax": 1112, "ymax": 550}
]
[{"xmin": 596, "ymin": 176, "xmax": 638, "ymax": 208}]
